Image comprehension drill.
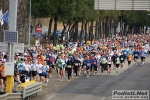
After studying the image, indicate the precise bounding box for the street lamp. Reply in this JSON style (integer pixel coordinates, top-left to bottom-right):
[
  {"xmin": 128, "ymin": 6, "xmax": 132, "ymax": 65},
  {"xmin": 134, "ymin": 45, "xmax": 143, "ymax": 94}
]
[{"xmin": 28, "ymin": 0, "xmax": 31, "ymax": 47}]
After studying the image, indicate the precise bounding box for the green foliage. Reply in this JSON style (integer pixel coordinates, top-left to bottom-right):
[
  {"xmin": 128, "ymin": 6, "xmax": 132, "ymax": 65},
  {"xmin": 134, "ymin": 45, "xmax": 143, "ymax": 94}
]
[
  {"xmin": 101, "ymin": 10, "xmax": 121, "ymax": 19},
  {"xmin": 29, "ymin": 0, "xmax": 150, "ymax": 27},
  {"xmin": 57, "ymin": 0, "xmax": 76, "ymax": 24},
  {"xmin": 121, "ymin": 10, "xmax": 150, "ymax": 26}
]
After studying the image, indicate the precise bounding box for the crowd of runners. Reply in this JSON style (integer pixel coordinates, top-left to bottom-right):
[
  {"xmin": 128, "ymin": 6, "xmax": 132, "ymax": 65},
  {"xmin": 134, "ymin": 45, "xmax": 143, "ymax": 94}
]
[{"xmin": 0, "ymin": 34, "xmax": 150, "ymax": 91}]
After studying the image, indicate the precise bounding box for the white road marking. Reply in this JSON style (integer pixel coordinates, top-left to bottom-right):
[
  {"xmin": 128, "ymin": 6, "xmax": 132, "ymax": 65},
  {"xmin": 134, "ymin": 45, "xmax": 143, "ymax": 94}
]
[{"xmin": 101, "ymin": 97, "xmax": 107, "ymax": 100}]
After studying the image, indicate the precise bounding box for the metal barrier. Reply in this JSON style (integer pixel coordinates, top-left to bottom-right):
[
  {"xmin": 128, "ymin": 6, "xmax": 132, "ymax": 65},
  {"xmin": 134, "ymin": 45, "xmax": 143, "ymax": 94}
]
[
  {"xmin": 22, "ymin": 82, "xmax": 42, "ymax": 100},
  {"xmin": 14, "ymin": 80, "xmax": 42, "ymax": 100}
]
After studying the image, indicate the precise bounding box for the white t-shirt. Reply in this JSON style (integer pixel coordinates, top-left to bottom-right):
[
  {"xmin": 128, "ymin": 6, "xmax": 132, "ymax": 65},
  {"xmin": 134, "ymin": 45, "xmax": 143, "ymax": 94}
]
[
  {"xmin": 107, "ymin": 57, "xmax": 112, "ymax": 64},
  {"xmin": 24, "ymin": 64, "xmax": 30, "ymax": 71},
  {"xmin": 42, "ymin": 65, "xmax": 49, "ymax": 73},
  {"xmin": 24, "ymin": 53, "xmax": 28, "ymax": 56},
  {"xmin": 110, "ymin": 51, "xmax": 114, "ymax": 56},
  {"xmin": 30, "ymin": 64, "xmax": 37, "ymax": 71},
  {"xmin": 78, "ymin": 57, "xmax": 84, "ymax": 65},
  {"xmin": 56, "ymin": 59, "xmax": 65, "ymax": 66},
  {"xmin": 97, "ymin": 54, "xmax": 101, "ymax": 60},
  {"xmin": 0, "ymin": 57, "xmax": 6, "ymax": 62},
  {"xmin": 37, "ymin": 64, "xmax": 43, "ymax": 73}
]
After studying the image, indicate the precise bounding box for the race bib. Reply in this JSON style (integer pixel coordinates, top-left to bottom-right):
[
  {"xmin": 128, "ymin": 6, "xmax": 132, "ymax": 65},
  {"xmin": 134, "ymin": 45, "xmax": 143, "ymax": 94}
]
[
  {"xmin": 75, "ymin": 63, "xmax": 78, "ymax": 66},
  {"xmin": 141, "ymin": 54, "xmax": 144, "ymax": 57},
  {"xmin": 33, "ymin": 66, "xmax": 37, "ymax": 71},
  {"xmin": 58, "ymin": 64, "xmax": 62, "ymax": 67},
  {"xmin": 68, "ymin": 65, "xmax": 72, "ymax": 68},
  {"xmin": 87, "ymin": 63, "xmax": 91, "ymax": 66},
  {"xmin": 94, "ymin": 62, "xmax": 97, "ymax": 64},
  {"xmin": 42, "ymin": 70, "xmax": 46, "ymax": 72},
  {"xmin": 128, "ymin": 58, "xmax": 131, "ymax": 61},
  {"xmin": 42, "ymin": 68, "xmax": 47, "ymax": 72},
  {"xmin": 135, "ymin": 54, "xmax": 138, "ymax": 56}
]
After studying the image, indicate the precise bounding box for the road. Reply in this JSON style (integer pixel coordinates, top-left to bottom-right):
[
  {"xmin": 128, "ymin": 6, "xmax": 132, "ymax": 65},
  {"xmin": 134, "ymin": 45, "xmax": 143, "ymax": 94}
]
[{"xmin": 42, "ymin": 61, "xmax": 150, "ymax": 100}]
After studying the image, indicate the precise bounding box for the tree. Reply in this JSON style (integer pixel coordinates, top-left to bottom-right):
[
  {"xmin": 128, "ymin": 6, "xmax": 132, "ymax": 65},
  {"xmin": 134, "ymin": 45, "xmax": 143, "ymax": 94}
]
[{"xmin": 30, "ymin": 0, "xmax": 76, "ymax": 45}]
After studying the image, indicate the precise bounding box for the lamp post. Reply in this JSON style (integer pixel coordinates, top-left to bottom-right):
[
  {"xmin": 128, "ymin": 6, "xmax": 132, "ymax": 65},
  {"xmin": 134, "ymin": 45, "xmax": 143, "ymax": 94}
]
[{"xmin": 28, "ymin": 0, "xmax": 31, "ymax": 47}]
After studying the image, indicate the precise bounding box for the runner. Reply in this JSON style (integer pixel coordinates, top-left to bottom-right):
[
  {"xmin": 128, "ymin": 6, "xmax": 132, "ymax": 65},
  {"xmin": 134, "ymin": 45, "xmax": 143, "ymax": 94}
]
[
  {"xmin": 36, "ymin": 60, "xmax": 43, "ymax": 82},
  {"xmin": 17, "ymin": 60, "xmax": 25, "ymax": 74},
  {"xmin": 84, "ymin": 56, "xmax": 92, "ymax": 78},
  {"xmin": 66, "ymin": 56, "xmax": 72, "ymax": 82},
  {"xmin": 92, "ymin": 55, "xmax": 98, "ymax": 75},
  {"xmin": 64, "ymin": 55, "xmax": 68, "ymax": 77},
  {"xmin": 140, "ymin": 49, "xmax": 147, "ymax": 65},
  {"xmin": 123, "ymin": 47, "xmax": 128, "ymax": 62},
  {"xmin": 127, "ymin": 53, "xmax": 133, "ymax": 68},
  {"xmin": 49, "ymin": 54, "xmax": 55, "ymax": 77},
  {"xmin": 56, "ymin": 55, "xmax": 65, "ymax": 81},
  {"xmin": 133, "ymin": 48, "xmax": 139, "ymax": 65},
  {"xmin": 73, "ymin": 56, "xmax": 81, "ymax": 79},
  {"xmin": 0, "ymin": 60, "xmax": 5, "ymax": 92},
  {"xmin": 112, "ymin": 52, "xmax": 117, "ymax": 69},
  {"xmin": 45, "ymin": 57, "xmax": 51, "ymax": 81},
  {"xmin": 119, "ymin": 52, "xmax": 125, "ymax": 70},
  {"xmin": 100, "ymin": 55, "xmax": 107, "ymax": 75},
  {"xmin": 107, "ymin": 54, "xmax": 112, "ymax": 75},
  {"xmin": 30, "ymin": 61, "xmax": 38, "ymax": 80},
  {"xmin": 41, "ymin": 61, "xmax": 49, "ymax": 86},
  {"xmin": 78, "ymin": 54, "xmax": 84, "ymax": 76},
  {"xmin": 115, "ymin": 54, "xmax": 120, "ymax": 73}
]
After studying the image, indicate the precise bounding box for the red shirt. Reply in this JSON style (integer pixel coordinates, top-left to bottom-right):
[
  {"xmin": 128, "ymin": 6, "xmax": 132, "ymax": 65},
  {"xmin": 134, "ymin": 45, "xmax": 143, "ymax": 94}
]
[
  {"xmin": 139, "ymin": 46, "xmax": 143, "ymax": 51},
  {"xmin": 50, "ymin": 57, "xmax": 54, "ymax": 63},
  {"xmin": 89, "ymin": 55, "xmax": 94, "ymax": 60},
  {"xmin": 36, "ymin": 55, "xmax": 41, "ymax": 59}
]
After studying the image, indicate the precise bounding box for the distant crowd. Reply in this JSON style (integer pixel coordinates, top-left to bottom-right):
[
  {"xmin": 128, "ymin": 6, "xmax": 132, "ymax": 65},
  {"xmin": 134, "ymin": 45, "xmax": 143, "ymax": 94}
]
[{"xmin": 0, "ymin": 33, "xmax": 150, "ymax": 92}]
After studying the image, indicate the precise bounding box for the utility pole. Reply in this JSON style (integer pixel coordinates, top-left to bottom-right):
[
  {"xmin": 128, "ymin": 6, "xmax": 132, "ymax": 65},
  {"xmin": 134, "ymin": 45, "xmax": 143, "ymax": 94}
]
[{"xmin": 6, "ymin": 0, "xmax": 18, "ymax": 93}]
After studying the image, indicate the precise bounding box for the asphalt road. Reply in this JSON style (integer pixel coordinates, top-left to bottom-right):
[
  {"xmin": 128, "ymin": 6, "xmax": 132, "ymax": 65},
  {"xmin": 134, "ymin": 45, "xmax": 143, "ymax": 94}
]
[{"xmin": 44, "ymin": 61, "xmax": 150, "ymax": 100}]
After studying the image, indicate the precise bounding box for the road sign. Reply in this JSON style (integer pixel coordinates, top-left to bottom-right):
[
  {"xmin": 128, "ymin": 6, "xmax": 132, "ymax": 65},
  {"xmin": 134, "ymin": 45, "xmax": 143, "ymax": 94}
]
[
  {"xmin": 14, "ymin": 43, "xmax": 24, "ymax": 53},
  {"xmin": 4, "ymin": 30, "xmax": 18, "ymax": 43},
  {"xmin": 36, "ymin": 25, "xmax": 42, "ymax": 33},
  {"xmin": 36, "ymin": 32, "xmax": 42, "ymax": 38},
  {"xmin": 4, "ymin": 62, "xmax": 14, "ymax": 76},
  {"xmin": 56, "ymin": 30, "xmax": 61, "ymax": 35},
  {"xmin": 0, "ymin": 42, "xmax": 8, "ymax": 52}
]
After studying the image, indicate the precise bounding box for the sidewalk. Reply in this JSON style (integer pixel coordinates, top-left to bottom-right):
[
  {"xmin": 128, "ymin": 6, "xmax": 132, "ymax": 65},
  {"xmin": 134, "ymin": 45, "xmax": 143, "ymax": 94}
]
[{"xmin": 32, "ymin": 57, "xmax": 148, "ymax": 100}]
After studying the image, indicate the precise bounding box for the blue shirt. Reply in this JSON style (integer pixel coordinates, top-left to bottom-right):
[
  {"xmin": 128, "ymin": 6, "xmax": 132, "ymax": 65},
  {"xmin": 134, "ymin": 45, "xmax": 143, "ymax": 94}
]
[
  {"xmin": 140, "ymin": 51, "xmax": 147, "ymax": 57},
  {"xmin": 128, "ymin": 50, "xmax": 133, "ymax": 55},
  {"xmin": 85, "ymin": 59, "xmax": 92, "ymax": 67},
  {"xmin": 103, "ymin": 55, "xmax": 107, "ymax": 59},
  {"xmin": 93, "ymin": 58, "xmax": 98, "ymax": 66},
  {"xmin": 123, "ymin": 49, "xmax": 128, "ymax": 56},
  {"xmin": 18, "ymin": 64, "xmax": 25, "ymax": 73},
  {"xmin": 121, "ymin": 42, "xmax": 126, "ymax": 48},
  {"xmin": 133, "ymin": 51, "xmax": 139, "ymax": 57},
  {"xmin": 71, "ymin": 56, "xmax": 75, "ymax": 62}
]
